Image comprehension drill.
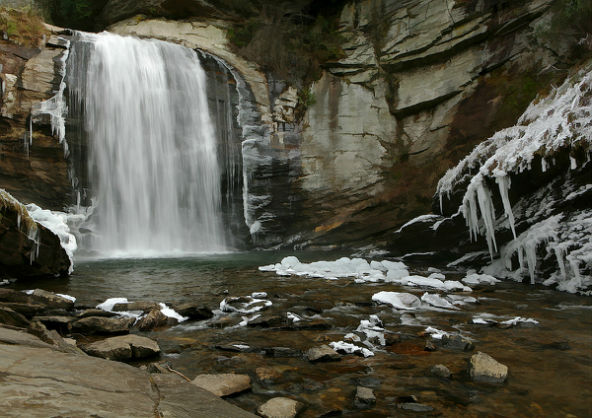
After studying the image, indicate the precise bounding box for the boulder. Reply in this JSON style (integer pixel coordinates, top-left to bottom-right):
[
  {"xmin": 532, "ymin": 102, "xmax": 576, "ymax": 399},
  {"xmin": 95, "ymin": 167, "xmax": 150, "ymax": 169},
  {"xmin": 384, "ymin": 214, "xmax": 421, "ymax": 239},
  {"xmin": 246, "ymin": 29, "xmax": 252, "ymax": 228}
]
[
  {"xmin": 0, "ymin": 306, "xmax": 30, "ymax": 328},
  {"xmin": 27, "ymin": 320, "xmax": 84, "ymax": 355},
  {"xmin": 32, "ymin": 315, "xmax": 75, "ymax": 333},
  {"xmin": 83, "ymin": 334, "xmax": 161, "ymax": 361},
  {"xmin": 71, "ymin": 316, "xmax": 134, "ymax": 335},
  {"xmin": 173, "ymin": 302, "xmax": 213, "ymax": 320},
  {"xmin": 257, "ymin": 397, "xmax": 304, "ymax": 418},
  {"xmin": 191, "ymin": 373, "xmax": 251, "ymax": 397},
  {"xmin": 135, "ymin": 308, "xmax": 177, "ymax": 331},
  {"xmin": 469, "ymin": 352, "xmax": 508, "ymax": 383},
  {"xmin": 306, "ymin": 345, "xmax": 341, "ymax": 362}
]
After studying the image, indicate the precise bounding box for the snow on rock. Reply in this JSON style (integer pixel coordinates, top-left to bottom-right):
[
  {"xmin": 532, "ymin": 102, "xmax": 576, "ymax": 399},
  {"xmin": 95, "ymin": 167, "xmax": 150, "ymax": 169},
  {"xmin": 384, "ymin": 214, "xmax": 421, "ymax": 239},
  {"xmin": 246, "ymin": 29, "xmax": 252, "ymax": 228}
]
[
  {"xmin": 159, "ymin": 302, "xmax": 188, "ymax": 322},
  {"xmin": 424, "ymin": 326, "xmax": 451, "ymax": 340},
  {"xmin": 259, "ymin": 256, "xmax": 409, "ymax": 283},
  {"xmin": 56, "ymin": 293, "xmax": 76, "ymax": 303},
  {"xmin": 329, "ymin": 341, "xmax": 374, "ymax": 357},
  {"xmin": 220, "ymin": 295, "xmax": 272, "ymax": 314},
  {"xmin": 462, "ymin": 273, "xmax": 500, "ymax": 285},
  {"xmin": 355, "ymin": 315, "xmax": 386, "ymax": 347},
  {"xmin": 372, "ymin": 292, "xmax": 421, "ymax": 310},
  {"xmin": 387, "ymin": 274, "xmax": 472, "ymax": 292},
  {"xmin": 500, "ymin": 316, "xmax": 539, "ymax": 326},
  {"xmin": 26, "ymin": 203, "xmax": 77, "ymax": 274},
  {"xmin": 421, "ymin": 293, "xmax": 458, "ymax": 310},
  {"xmin": 437, "ymin": 60, "xmax": 592, "ymax": 294},
  {"xmin": 97, "ymin": 297, "xmax": 129, "ymax": 312}
]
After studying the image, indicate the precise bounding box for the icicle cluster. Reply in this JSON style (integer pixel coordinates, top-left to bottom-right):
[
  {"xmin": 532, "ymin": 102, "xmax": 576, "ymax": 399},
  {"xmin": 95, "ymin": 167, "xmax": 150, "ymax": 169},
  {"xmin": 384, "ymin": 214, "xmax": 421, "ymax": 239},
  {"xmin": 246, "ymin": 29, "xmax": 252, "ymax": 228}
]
[{"xmin": 436, "ymin": 61, "xmax": 592, "ymax": 293}]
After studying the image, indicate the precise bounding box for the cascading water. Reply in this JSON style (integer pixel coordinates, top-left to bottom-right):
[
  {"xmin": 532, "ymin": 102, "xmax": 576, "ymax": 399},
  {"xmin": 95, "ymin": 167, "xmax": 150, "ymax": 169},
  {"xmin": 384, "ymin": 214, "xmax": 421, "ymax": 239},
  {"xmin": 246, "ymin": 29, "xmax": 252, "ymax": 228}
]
[{"xmin": 68, "ymin": 32, "xmax": 227, "ymax": 257}]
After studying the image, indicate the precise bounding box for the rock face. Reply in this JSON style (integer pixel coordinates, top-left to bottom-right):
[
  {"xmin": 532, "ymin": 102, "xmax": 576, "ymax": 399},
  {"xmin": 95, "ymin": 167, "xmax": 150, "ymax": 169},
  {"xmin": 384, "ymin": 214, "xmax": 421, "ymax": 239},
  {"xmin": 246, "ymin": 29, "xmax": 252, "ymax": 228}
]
[
  {"xmin": 0, "ymin": 326, "xmax": 255, "ymax": 417},
  {"xmin": 0, "ymin": 27, "xmax": 72, "ymax": 211},
  {"xmin": 469, "ymin": 352, "xmax": 508, "ymax": 383},
  {"xmin": 0, "ymin": 191, "xmax": 70, "ymax": 277},
  {"xmin": 191, "ymin": 373, "xmax": 252, "ymax": 397}
]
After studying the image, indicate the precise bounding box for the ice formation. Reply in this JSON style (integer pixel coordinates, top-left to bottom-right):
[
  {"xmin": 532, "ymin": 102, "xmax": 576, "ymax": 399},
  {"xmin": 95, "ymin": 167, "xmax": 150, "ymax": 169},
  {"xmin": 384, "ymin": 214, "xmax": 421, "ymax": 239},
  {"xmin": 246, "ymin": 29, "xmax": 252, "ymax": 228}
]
[
  {"xmin": 437, "ymin": 61, "xmax": 592, "ymax": 293},
  {"xmin": 26, "ymin": 204, "xmax": 77, "ymax": 273},
  {"xmin": 329, "ymin": 341, "xmax": 374, "ymax": 357}
]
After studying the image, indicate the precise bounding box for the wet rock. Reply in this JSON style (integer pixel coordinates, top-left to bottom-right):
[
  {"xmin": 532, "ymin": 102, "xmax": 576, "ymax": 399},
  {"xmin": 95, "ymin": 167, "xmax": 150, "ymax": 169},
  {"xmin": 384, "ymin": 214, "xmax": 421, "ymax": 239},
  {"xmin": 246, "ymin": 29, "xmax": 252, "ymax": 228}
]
[
  {"xmin": 0, "ymin": 306, "xmax": 29, "ymax": 328},
  {"xmin": 430, "ymin": 364, "xmax": 451, "ymax": 378},
  {"xmin": 289, "ymin": 319, "xmax": 332, "ymax": 331},
  {"xmin": 32, "ymin": 315, "xmax": 75, "ymax": 333},
  {"xmin": 396, "ymin": 395, "xmax": 418, "ymax": 403},
  {"xmin": 306, "ymin": 345, "xmax": 341, "ymax": 362},
  {"xmin": 27, "ymin": 320, "xmax": 84, "ymax": 355},
  {"xmin": 384, "ymin": 333, "xmax": 401, "ymax": 346},
  {"xmin": 30, "ymin": 289, "xmax": 74, "ymax": 310},
  {"xmin": 71, "ymin": 316, "xmax": 134, "ymax": 335},
  {"xmin": 264, "ymin": 346, "xmax": 300, "ymax": 358},
  {"xmin": 469, "ymin": 352, "xmax": 508, "ymax": 383},
  {"xmin": 135, "ymin": 308, "xmax": 177, "ymax": 331},
  {"xmin": 424, "ymin": 340, "xmax": 437, "ymax": 352},
  {"xmin": 257, "ymin": 397, "xmax": 304, "ymax": 418},
  {"xmin": 215, "ymin": 342, "xmax": 256, "ymax": 353},
  {"xmin": 112, "ymin": 301, "xmax": 159, "ymax": 313},
  {"xmin": 255, "ymin": 366, "xmax": 281, "ymax": 382},
  {"xmin": 0, "ymin": 302, "xmax": 46, "ymax": 318},
  {"xmin": 398, "ymin": 403, "xmax": 434, "ymax": 412},
  {"xmin": 354, "ymin": 386, "xmax": 376, "ymax": 407},
  {"xmin": 191, "ymin": 373, "xmax": 251, "ymax": 397},
  {"xmin": 541, "ymin": 341, "xmax": 571, "ymax": 351},
  {"xmin": 440, "ymin": 335, "xmax": 474, "ymax": 351},
  {"xmin": 83, "ymin": 334, "xmax": 160, "ymax": 361},
  {"xmin": 172, "ymin": 302, "xmax": 213, "ymax": 320},
  {"xmin": 77, "ymin": 309, "xmax": 118, "ymax": 318},
  {"xmin": 247, "ymin": 315, "xmax": 284, "ymax": 328}
]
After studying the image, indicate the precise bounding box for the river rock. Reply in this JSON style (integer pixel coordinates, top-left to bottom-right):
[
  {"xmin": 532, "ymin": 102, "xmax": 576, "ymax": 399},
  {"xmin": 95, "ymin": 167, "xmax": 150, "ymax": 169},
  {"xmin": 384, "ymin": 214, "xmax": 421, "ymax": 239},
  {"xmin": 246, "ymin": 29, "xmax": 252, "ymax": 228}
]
[
  {"xmin": 173, "ymin": 302, "xmax": 213, "ymax": 320},
  {"xmin": 27, "ymin": 320, "xmax": 84, "ymax": 355},
  {"xmin": 135, "ymin": 308, "xmax": 177, "ymax": 331},
  {"xmin": 83, "ymin": 334, "xmax": 161, "ymax": 361},
  {"xmin": 77, "ymin": 308, "xmax": 118, "ymax": 318},
  {"xmin": 30, "ymin": 289, "xmax": 75, "ymax": 310},
  {"xmin": 257, "ymin": 397, "xmax": 304, "ymax": 418},
  {"xmin": 32, "ymin": 315, "xmax": 75, "ymax": 333},
  {"xmin": 112, "ymin": 301, "xmax": 159, "ymax": 313},
  {"xmin": 0, "ymin": 306, "xmax": 30, "ymax": 328},
  {"xmin": 71, "ymin": 316, "xmax": 134, "ymax": 335},
  {"xmin": 469, "ymin": 352, "xmax": 508, "ymax": 383},
  {"xmin": 441, "ymin": 334, "xmax": 474, "ymax": 351},
  {"xmin": 430, "ymin": 364, "xmax": 451, "ymax": 378},
  {"xmin": 398, "ymin": 403, "xmax": 434, "ymax": 412},
  {"xmin": 306, "ymin": 345, "xmax": 341, "ymax": 362},
  {"xmin": 191, "ymin": 373, "xmax": 251, "ymax": 397},
  {"xmin": 355, "ymin": 386, "xmax": 376, "ymax": 407}
]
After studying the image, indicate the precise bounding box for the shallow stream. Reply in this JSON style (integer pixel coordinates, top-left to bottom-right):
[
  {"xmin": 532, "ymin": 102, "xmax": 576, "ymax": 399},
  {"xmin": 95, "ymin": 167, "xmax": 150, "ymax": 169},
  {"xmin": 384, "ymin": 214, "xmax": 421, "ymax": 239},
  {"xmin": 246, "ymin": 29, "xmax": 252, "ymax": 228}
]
[{"xmin": 11, "ymin": 252, "xmax": 592, "ymax": 417}]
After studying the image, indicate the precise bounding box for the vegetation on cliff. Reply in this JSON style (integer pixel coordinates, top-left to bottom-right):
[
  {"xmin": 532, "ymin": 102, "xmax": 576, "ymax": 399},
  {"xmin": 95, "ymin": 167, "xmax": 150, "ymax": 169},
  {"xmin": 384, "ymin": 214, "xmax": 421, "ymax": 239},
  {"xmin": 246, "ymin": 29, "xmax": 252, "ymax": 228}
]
[{"xmin": 0, "ymin": 6, "xmax": 47, "ymax": 47}]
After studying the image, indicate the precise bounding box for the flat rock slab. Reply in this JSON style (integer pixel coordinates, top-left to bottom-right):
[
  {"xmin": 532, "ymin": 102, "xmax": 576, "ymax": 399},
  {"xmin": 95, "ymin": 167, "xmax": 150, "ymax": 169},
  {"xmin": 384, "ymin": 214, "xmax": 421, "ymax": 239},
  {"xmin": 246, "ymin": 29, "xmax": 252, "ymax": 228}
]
[
  {"xmin": 0, "ymin": 306, "xmax": 30, "ymax": 328},
  {"xmin": 0, "ymin": 329, "xmax": 255, "ymax": 417},
  {"xmin": 31, "ymin": 289, "xmax": 74, "ymax": 310},
  {"xmin": 71, "ymin": 315, "xmax": 134, "ymax": 335},
  {"xmin": 192, "ymin": 373, "xmax": 251, "ymax": 397},
  {"xmin": 306, "ymin": 344, "xmax": 341, "ymax": 362},
  {"xmin": 470, "ymin": 352, "xmax": 508, "ymax": 383},
  {"xmin": 83, "ymin": 334, "xmax": 161, "ymax": 361},
  {"xmin": 257, "ymin": 397, "xmax": 304, "ymax": 418}
]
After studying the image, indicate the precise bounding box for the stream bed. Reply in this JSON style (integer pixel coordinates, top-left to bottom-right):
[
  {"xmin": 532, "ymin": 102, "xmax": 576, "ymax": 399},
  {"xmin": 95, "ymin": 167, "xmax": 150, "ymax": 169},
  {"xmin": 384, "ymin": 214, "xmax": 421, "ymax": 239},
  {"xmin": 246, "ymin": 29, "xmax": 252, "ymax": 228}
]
[{"xmin": 11, "ymin": 252, "xmax": 592, "ymax": 417}]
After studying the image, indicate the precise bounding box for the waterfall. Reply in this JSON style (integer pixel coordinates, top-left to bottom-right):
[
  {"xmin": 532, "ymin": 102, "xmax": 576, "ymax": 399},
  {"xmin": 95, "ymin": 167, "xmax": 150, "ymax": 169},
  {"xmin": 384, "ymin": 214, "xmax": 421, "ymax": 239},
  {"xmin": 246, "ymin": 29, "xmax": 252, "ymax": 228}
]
[{"xmin": 68, "ymin": 32, "xmax": 227, "ymax": 257}]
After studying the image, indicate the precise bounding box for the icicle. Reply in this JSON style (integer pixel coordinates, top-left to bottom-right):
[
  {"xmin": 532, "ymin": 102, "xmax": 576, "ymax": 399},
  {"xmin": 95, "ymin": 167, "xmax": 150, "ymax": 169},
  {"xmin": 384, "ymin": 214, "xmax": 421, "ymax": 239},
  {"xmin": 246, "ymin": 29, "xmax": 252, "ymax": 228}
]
[
  {"xmin": 541, "ymin": 157, "xmax": 547, "ymax": 172},
  {"xmin": 475, "ymin": 178, "xmax": 498, "ymax": 256},
  {"xmin": 570, "ymin": 156, "xmax": 577, "ymax": 170},
  {"xmin": 496, "ymin": 175, "xmax": 516, "ymax": 239}
]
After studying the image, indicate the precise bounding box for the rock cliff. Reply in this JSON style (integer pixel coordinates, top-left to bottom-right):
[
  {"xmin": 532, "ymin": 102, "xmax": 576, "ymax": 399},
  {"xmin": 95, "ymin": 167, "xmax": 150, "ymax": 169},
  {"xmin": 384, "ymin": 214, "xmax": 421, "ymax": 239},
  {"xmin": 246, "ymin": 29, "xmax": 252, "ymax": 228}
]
[{"xmin": 0, "ymin": 0, "xmax": 588, "ymax": 252}]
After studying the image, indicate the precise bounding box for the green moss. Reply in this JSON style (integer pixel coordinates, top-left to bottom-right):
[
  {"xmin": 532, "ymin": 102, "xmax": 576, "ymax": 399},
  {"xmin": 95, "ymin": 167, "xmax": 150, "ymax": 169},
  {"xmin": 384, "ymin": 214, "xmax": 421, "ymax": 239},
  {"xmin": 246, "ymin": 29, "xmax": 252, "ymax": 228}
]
[{"xmin": 0, "ymin": 7, "xmax": 48, "ymax": 47}]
